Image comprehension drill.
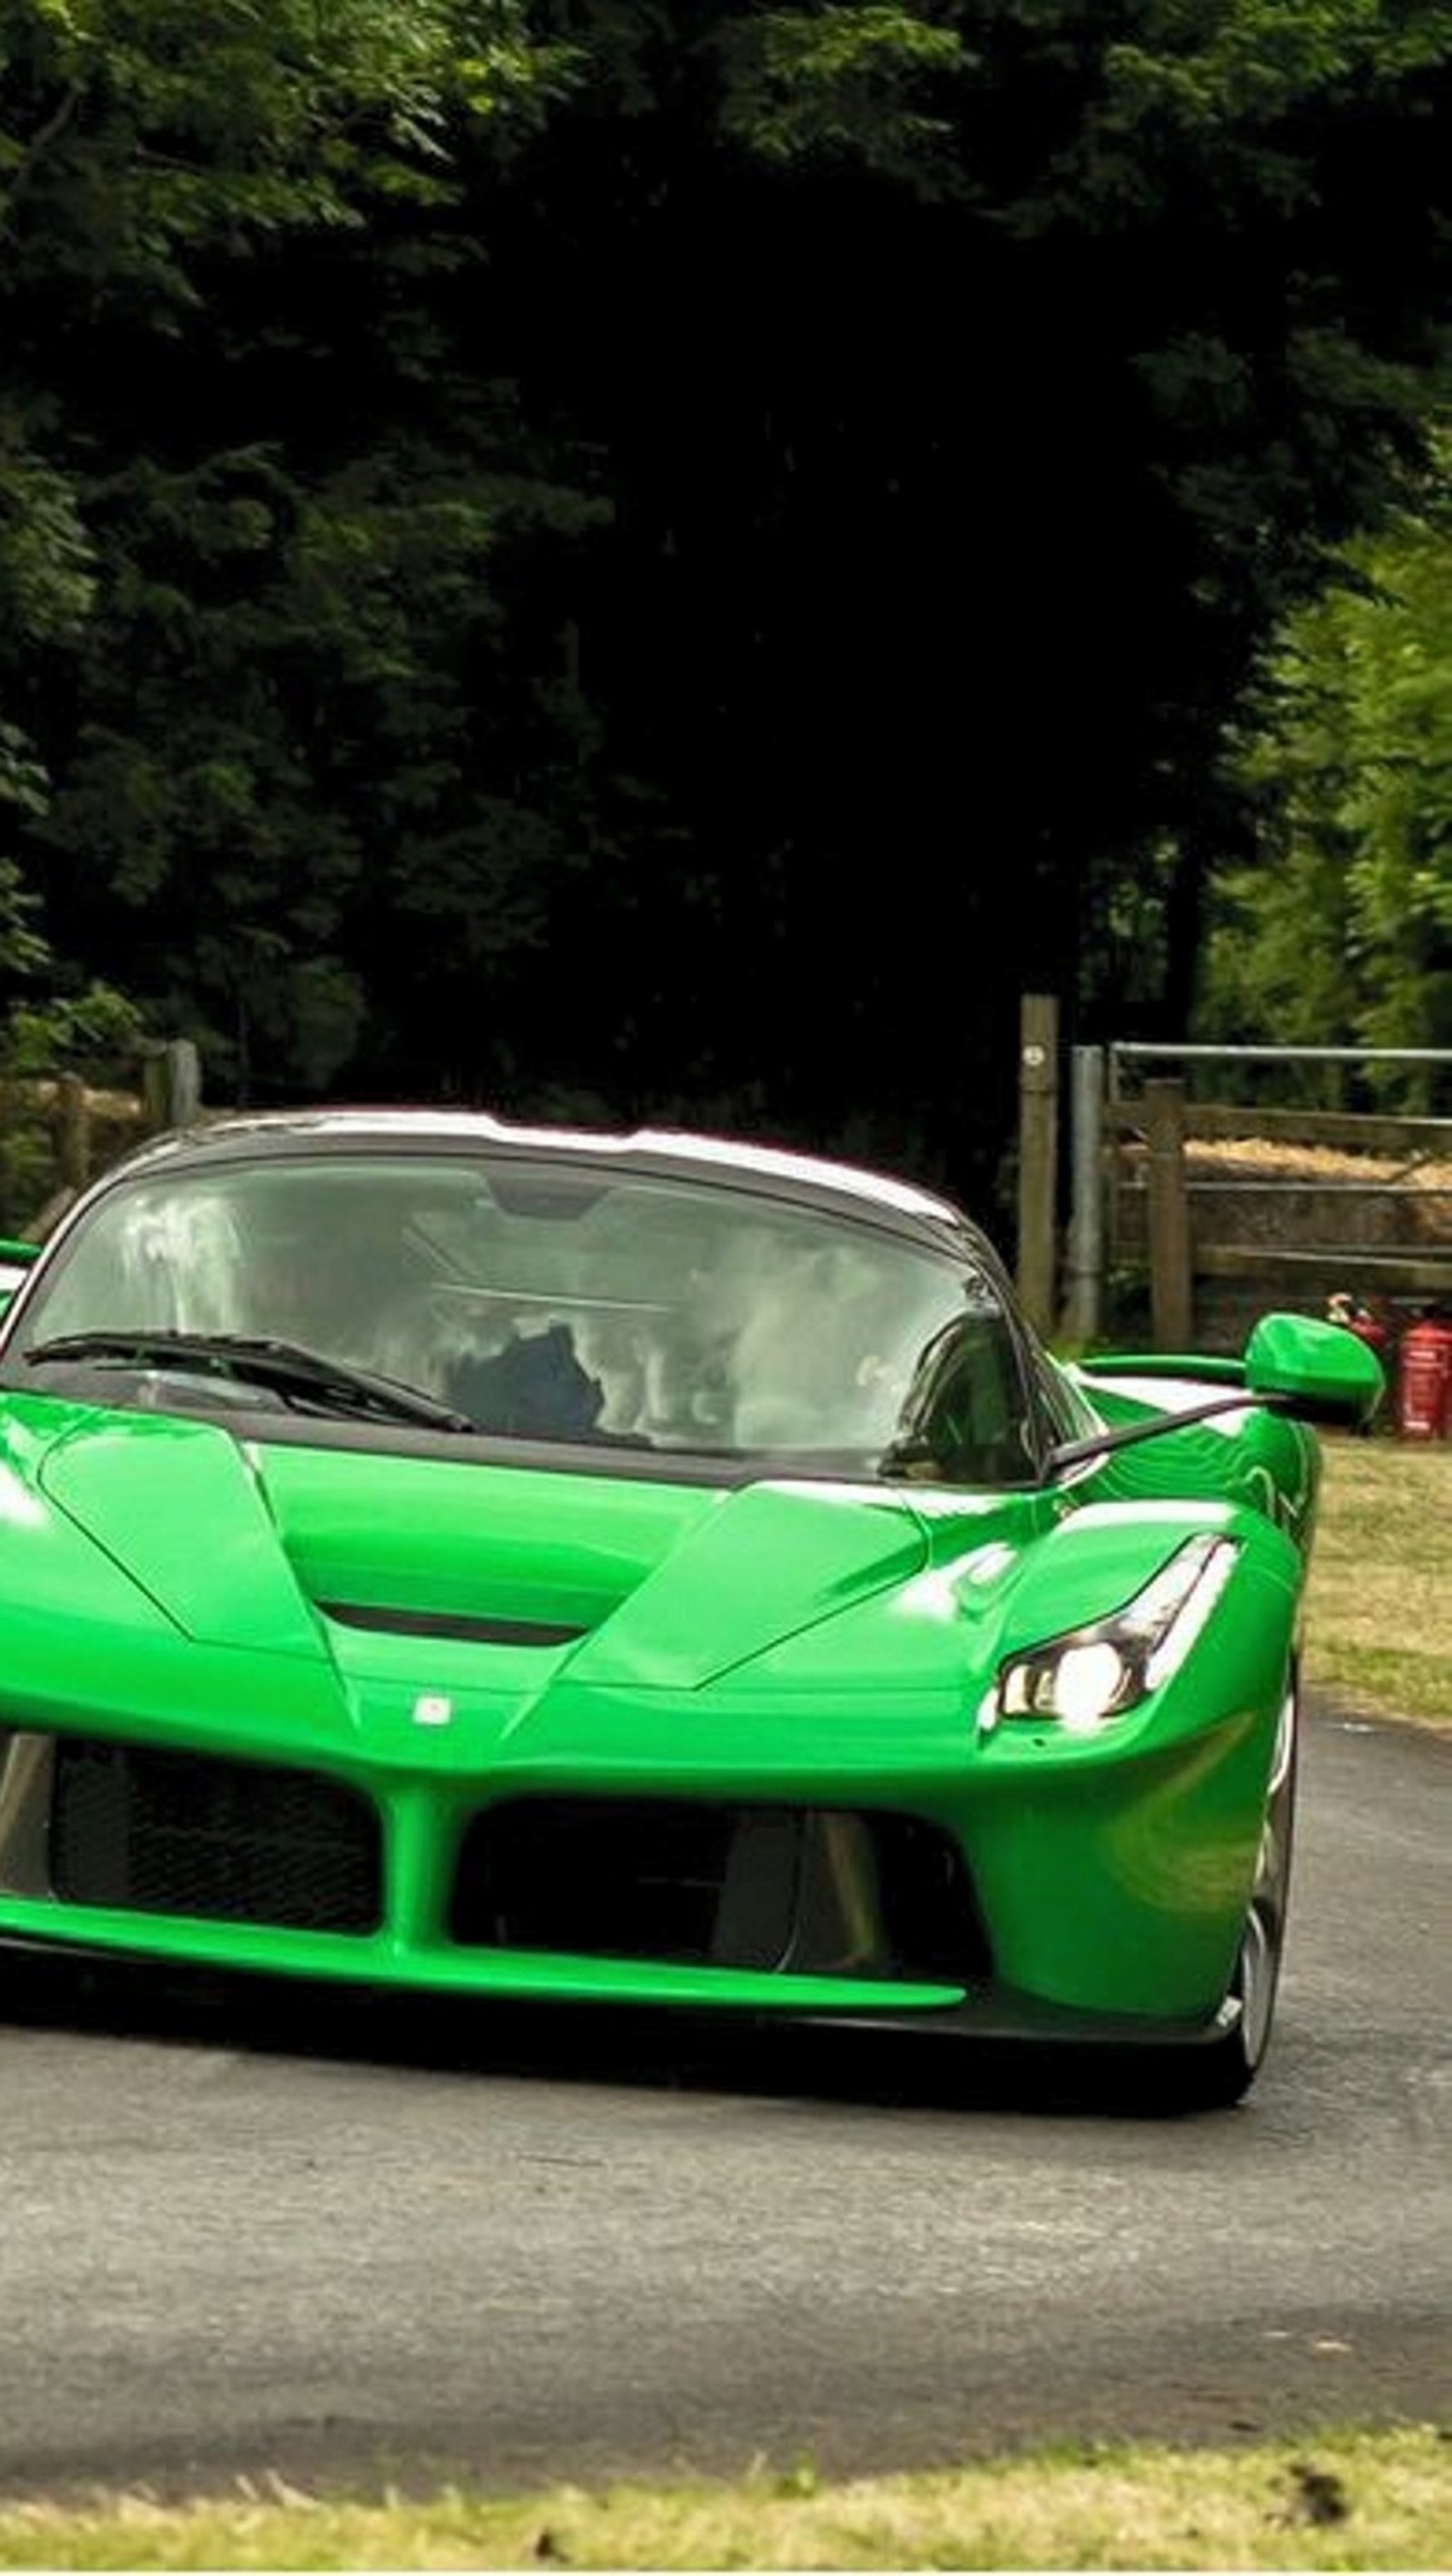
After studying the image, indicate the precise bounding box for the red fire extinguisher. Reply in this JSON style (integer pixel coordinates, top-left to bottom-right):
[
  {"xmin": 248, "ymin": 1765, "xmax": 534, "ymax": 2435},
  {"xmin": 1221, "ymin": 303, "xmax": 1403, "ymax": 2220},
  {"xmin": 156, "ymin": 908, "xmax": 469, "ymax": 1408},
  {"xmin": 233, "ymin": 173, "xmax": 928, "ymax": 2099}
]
[
  {"xmin": 1327, "ymin": 1292, "xmax": 1392, "ymax": 1363},
  {"xmin": 1396, "ymin": 1313, "xmax": 1452, "ymax": 1440},
  {"xmin": 1327, "ymin": 1293, "xmax": 1395, "ymax": 1436}
]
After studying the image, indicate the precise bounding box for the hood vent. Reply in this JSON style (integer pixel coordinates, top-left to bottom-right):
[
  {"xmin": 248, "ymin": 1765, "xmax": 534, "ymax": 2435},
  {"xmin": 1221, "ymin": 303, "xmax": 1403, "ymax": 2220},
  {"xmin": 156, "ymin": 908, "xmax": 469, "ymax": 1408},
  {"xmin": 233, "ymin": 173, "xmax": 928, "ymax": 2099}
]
[{"xmin": 318, "ymin": 1601, "xmax": 587, "ymax": 1648}]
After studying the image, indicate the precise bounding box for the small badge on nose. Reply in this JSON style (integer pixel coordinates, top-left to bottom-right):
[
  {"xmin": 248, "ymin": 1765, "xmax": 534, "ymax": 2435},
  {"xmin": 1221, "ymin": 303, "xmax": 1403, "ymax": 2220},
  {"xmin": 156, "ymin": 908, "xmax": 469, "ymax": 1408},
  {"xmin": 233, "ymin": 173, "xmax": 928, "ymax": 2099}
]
[{"xmin": 412, "ymin": 1693, "xmax": 454, "ymax": 1727}]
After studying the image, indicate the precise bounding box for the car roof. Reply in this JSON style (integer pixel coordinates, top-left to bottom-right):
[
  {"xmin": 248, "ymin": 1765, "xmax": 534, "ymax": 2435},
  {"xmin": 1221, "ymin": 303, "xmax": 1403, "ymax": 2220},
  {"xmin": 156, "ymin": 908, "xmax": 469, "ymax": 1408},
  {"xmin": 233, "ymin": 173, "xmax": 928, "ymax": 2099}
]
[{"xmin": 94, "ymin": 1107, "xmax": 991, "ymax": 1263}]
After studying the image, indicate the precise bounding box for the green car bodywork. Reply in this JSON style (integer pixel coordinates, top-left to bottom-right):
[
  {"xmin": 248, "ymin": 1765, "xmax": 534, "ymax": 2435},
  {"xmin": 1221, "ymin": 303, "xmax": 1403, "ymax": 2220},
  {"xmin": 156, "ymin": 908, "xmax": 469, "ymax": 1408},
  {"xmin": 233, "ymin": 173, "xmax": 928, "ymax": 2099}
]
[
  {"xmin": 0, "ymin": 1238, "xmax": 37, "ymax": 1317},
  {"xmin": 0, "ymin": 1113, "xmax": 1381, "ymax": 2109}
]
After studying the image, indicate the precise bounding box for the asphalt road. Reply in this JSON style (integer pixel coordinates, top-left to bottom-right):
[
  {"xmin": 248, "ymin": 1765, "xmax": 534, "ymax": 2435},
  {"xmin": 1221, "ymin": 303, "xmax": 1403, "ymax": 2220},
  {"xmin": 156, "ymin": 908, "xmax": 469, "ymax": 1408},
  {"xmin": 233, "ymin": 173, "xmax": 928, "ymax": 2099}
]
[{"xmin": 0, "ymin": 1700, "xmax": 1447, "ymax": 2505}]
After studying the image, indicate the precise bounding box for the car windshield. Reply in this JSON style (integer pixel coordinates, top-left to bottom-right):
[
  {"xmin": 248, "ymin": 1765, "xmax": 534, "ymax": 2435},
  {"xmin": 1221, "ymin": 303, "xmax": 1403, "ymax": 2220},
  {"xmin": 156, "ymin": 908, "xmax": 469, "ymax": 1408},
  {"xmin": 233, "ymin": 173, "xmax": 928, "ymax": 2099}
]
[{"xmin": 10, "ymin": 1152, "xmax": 1022, "ymax": 1468}]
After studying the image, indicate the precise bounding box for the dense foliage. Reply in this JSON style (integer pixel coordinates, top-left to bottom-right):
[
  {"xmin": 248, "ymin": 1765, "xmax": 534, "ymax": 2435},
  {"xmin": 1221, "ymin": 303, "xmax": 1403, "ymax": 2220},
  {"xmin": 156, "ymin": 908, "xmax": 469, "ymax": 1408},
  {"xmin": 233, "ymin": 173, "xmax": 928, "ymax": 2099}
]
[
  {"xmin": 5, "ymin": 0, "xmax": 1452, "ymax": 1200},
  {"xmin": 1198, "ymin": 438, "xmax": 1452, "ymax": 1104}
]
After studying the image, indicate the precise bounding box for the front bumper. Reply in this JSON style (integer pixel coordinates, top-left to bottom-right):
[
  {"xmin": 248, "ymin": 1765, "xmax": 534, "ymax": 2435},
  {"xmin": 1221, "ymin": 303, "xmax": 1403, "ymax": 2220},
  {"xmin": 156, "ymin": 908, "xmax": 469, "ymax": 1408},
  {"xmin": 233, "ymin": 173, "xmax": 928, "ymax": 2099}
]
[{"xmin": 0, "ymin": 1677, "xmax": 1273, "ymax": 2047}]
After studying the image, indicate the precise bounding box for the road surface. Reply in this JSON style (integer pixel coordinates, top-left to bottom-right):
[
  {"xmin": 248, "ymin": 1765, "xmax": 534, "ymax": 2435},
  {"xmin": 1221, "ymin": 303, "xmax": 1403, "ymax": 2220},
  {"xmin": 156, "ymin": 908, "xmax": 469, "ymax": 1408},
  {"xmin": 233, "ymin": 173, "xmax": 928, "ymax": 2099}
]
[{"xmin": 0, "ymin": 1702, "xmax": 1447, "ymax": 2502}]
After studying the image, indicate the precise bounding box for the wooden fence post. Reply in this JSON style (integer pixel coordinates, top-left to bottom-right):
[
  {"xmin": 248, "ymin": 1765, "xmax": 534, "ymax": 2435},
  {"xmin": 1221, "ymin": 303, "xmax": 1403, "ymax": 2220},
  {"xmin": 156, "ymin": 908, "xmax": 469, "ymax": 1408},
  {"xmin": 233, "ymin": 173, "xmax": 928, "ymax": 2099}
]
[
  {"xmin": 1144, "ymin": 1077, "xmax": 1192, "ymax": 1348},
  {"xmin": 1061, "ymin": 1043, "xmax": 1105, "ymax": 1345},
  {"xmin": 142, "ymin": 1039, "xmax": 202, "ymax": 1132},
  {"xmin": 1016, "ymin": 992, "xmax": 1059, "ymax": 1336},
  {"xmin": 54, "ymin": 1072, "xmax": 90, "ymax": 1192}
]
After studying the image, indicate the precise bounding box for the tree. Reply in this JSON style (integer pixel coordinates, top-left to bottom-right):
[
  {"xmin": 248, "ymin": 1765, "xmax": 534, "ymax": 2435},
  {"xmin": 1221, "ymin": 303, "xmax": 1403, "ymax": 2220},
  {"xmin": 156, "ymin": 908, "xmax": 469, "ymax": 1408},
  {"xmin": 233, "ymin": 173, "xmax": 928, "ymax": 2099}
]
[
  {"xmin": 0, "ymin": 0, "xmax": 579, "ymax": 1091},
  {"xmin": 1198, "ymin": 435, "xmax": 1452, "ymax": 1102},
  {"xmin": 9, "ymin": 2, "xmax": 1452, "ymax": 1197},
  {"xmin": 419, "ymin": 0, "xmax": 1452, "ymax": 1188}
]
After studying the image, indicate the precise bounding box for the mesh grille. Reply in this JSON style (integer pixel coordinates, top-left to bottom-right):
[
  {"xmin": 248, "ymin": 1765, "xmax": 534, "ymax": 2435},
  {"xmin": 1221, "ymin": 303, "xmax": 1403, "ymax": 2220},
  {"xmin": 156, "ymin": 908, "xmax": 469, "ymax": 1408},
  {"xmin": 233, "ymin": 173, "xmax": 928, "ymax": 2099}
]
[
  {"xmin": 50, "ymin": 1739, "xmax": 382, "ymax": 1932},
  {"xmin": 449, "ymin": 1797, "xmax": 989, "ymax": 1984}
]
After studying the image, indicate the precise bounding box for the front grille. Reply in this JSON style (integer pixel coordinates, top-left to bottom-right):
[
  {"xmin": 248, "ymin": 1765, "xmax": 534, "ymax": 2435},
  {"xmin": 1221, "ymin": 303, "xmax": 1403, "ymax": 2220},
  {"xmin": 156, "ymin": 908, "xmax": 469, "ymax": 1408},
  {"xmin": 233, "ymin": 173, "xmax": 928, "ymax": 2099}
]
[
  {"xmin": 449, "ymin": 1797, "xmax": 989, "ymax": 1984},
  {"xmin": 50, "ymin": 1739, "xmax": 382, "ymax": 1932}
]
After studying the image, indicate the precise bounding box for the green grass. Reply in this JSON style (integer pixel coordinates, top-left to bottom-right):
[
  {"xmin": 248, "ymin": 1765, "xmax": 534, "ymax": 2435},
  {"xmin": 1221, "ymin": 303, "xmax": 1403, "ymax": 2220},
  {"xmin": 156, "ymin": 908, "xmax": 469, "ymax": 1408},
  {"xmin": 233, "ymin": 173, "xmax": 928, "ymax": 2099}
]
[
  {"xmin": 1304, "ymin": 1431, "xmax": 1452, "ymax": 1729},
  {"xmin": 2, "ymin": 2429, "xmax": 1449, "ymax": 2570},
  {"xmin": 2, "ymin": 1429, "xmax": 1447, "ymax": 2568}
]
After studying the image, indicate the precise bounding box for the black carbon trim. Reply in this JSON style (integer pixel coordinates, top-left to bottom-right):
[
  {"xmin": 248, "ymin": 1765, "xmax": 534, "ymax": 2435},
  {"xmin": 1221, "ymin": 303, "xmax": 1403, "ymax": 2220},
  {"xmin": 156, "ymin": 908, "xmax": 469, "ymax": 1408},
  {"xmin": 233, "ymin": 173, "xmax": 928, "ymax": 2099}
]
[{"xmin": 318, "ymin": 1600, "xmax": 586, "ymax": 1647}]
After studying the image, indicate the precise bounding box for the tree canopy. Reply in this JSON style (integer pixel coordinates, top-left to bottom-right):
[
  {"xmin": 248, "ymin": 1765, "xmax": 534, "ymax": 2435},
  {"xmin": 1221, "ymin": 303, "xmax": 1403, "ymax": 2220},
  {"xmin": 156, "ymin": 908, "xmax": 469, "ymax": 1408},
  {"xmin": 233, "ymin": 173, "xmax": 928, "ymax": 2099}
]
[
  {"xmin": 5, "ymin": 0, "xmax": 1452, "ymax": 1199},
  {"xmin": 1197, "ymin": 436, "xmax": 1452, "ymax": 1099}
]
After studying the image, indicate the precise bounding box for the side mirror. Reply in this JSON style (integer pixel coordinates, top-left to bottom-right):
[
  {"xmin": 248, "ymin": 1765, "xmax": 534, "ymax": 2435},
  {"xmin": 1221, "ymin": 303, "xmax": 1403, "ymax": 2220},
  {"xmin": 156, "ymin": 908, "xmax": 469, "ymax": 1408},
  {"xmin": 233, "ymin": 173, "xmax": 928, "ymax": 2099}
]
[{"xmin": 1243, "ymin": 1311, "xmax": 1384, "ymax": 1429}]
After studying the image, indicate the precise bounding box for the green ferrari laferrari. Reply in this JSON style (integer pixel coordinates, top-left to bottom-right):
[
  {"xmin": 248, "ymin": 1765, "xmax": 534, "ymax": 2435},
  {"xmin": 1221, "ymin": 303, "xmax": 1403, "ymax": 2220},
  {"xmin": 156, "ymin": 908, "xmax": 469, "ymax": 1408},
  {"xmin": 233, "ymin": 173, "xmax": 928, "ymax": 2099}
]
[{"xmin": 0, "ymin": 1110, "xmax": 1380, "ymax": 2108}]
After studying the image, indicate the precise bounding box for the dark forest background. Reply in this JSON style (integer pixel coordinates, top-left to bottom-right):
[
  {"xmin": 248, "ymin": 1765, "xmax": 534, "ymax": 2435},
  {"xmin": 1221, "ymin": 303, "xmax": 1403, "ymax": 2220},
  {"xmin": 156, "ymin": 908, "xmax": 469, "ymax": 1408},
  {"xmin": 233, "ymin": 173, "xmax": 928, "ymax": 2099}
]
[{"xmin": 5, "ymin": 0, "xmax": 1452, "ymax": 1215}]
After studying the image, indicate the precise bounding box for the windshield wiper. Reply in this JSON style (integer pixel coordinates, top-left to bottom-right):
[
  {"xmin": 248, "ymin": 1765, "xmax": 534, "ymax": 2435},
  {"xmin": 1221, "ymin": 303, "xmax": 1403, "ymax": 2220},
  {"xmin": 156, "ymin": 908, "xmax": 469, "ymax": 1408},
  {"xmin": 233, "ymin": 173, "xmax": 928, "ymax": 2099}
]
[{"xmin": 24, "ymin": 1331, "xmax": 476, "ymax": 1434}]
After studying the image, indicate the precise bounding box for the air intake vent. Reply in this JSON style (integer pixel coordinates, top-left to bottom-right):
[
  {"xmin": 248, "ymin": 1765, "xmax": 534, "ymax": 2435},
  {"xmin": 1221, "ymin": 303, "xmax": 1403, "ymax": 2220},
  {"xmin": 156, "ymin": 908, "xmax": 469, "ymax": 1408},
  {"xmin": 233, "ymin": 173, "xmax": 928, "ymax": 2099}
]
[
  {"xmin": 50, "ymin": 1739, "xmax": 382, "ymax": 1932},
  {"xmin": 319, "ymin": 1601, "xmax": 584, "ymax": 1647},
  {"xmin": 449, "ymin": 1797, "xmax": 989, "ymax": 1984}
]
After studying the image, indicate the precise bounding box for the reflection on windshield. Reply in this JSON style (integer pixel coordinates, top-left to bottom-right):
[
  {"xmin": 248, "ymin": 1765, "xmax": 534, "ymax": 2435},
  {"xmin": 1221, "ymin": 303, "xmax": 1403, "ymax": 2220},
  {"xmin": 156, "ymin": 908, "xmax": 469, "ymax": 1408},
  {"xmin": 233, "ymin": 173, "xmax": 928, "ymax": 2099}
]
[{"xmin": 14, "ymin": 1155, "xmax": 1012, "ymax": 1464}]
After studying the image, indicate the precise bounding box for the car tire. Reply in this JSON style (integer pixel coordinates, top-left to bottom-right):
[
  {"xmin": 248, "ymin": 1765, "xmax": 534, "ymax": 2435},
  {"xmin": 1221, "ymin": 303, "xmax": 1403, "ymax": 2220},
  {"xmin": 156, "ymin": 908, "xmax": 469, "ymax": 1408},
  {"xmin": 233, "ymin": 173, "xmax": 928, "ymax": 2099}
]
[{"xmin": 1133, "ymin": 1668, "xmax": 1300, "ymax": 2116}]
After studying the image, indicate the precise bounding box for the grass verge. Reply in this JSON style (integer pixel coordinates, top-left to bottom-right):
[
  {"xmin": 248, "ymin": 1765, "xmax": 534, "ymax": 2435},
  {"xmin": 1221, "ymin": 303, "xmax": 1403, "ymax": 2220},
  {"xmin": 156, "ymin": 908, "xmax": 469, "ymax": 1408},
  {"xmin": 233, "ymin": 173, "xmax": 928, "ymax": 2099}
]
[
  {"xmin": 2, "ymin": 2428, "xmax": 1450, "ymax": 2571},
  {"xmin": 1304, "ymin": 1431, "xmax": 1452, "ymax": 1728}
]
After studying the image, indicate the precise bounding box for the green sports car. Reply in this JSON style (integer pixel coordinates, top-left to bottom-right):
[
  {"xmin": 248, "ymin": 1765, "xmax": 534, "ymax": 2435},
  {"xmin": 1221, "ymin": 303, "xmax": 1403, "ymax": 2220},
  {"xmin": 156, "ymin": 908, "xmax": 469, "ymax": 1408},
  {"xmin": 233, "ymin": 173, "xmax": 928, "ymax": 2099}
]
[{"xmin": 0, "ymin": 1110, "xmax": 1380, "ymax": 2108}]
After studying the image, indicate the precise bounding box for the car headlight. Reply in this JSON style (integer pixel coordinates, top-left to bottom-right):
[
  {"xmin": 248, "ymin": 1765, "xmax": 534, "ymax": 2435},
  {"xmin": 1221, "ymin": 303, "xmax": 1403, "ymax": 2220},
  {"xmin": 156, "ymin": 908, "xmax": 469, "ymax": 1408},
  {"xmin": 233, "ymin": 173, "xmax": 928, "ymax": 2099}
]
[{"xmin": 988, "ymin": 1534, "xmax": 1239, "ymax": 1735}]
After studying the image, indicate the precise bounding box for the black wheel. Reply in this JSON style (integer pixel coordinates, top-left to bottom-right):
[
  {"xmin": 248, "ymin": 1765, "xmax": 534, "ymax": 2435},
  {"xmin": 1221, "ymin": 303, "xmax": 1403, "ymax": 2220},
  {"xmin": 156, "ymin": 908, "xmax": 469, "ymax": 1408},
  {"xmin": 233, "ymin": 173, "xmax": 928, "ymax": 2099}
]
[{"xmin": 1134, "ymin": 1671, "xmax": 1299, "ymax": 2115}]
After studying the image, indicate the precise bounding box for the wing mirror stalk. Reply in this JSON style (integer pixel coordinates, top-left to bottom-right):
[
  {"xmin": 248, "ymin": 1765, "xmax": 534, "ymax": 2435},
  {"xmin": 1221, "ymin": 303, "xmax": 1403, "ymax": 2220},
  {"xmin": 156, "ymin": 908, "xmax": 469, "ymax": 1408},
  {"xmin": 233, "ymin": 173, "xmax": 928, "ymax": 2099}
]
[
  {"xmin": 1045, "ymin": 1388, "xmax": 1298, "ymax": 1478},
  {"xmin": 1050, "ymin": 1310, "xmax": 1386, "ymax": 1480}
]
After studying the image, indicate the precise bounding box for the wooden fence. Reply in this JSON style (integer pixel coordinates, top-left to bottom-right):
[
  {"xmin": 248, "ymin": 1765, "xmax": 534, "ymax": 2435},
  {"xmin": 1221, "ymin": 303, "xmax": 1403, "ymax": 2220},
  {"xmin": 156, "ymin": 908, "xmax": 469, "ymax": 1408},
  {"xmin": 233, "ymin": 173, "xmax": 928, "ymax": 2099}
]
[
  {"xmin": 0, "ymin": 1040, "xmax": 202, "ymax": 1238},
  {"xmin": 1115, "ymin": 1080, "xmax": 1452, "ymax": 1349},
  {"xmin": 1014, "ymin": 1008, "xmax": 1452, "ymax": 1350}
]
